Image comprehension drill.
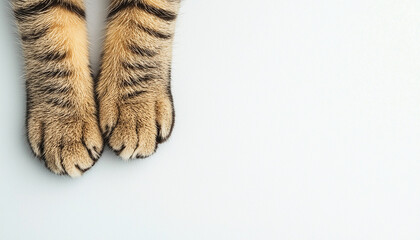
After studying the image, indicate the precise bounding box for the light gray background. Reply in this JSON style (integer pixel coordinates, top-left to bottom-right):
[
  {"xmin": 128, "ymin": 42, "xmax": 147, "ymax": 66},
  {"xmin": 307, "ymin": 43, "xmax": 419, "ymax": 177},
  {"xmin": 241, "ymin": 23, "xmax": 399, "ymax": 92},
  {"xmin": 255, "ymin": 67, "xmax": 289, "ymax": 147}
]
[{"xmin": 1, "ymin": 0, "xmax": 420, "ymax": 239}]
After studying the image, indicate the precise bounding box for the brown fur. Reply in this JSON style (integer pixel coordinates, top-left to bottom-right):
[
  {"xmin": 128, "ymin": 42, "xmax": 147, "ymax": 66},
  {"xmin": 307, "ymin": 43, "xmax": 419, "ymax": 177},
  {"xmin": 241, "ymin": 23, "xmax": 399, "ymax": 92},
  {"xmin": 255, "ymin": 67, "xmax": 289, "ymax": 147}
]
[
  {"xmin": 14, "ymin": 0, "xmax": 180, "ymax": 176},
  {"xmin": 14, "ymin": 0, "xmax": 102, "ymax": 177},
  {"xmin": 97, "ymin": 0, "xmax": 179, "ymax": 160}
]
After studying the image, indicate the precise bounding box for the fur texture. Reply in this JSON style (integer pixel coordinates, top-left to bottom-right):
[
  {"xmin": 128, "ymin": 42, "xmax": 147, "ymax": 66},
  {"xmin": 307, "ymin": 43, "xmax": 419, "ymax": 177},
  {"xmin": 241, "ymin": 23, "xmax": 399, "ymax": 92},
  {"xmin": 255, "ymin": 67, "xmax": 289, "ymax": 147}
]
[
  {"xmin": 98, "ymin": 0, "xmax": 179, "ymax": 160},
  {"xmin": 13, "ymin": 0, "xmax": 180, "ymax": 177}
]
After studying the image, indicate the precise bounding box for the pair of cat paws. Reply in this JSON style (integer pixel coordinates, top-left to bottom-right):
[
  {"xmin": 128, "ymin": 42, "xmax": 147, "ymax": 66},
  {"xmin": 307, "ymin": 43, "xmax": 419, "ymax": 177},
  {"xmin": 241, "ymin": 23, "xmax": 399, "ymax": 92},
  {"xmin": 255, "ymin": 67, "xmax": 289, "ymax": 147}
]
[{"xmin": 27, "ymin": 84, "xmax": 174, "ymax": 177}]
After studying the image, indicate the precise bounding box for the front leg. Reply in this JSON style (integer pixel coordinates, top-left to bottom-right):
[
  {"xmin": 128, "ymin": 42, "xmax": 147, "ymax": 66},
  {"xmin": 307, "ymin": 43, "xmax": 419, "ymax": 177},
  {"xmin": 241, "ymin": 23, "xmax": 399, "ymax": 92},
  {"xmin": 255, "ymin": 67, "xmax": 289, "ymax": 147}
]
[
  {"xmin": 97, "ymin": 0, "xmax": 180, "ymax": 159},
  {"xmin": 13, "ymin": 0, "xmax": 103, "ymax": 176}
]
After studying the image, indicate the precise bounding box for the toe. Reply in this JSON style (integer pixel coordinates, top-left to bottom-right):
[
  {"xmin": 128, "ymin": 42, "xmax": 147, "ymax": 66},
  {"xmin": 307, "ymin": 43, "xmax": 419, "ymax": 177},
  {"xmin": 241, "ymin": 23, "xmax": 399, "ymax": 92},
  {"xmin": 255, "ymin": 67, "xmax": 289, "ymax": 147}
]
[
  {"xmin": 27, "ymin": 117, "xmax": 44, "ymax": 157},
  {"xmin": 43, "ymin": 127, "xmax": 66, "ymax": 175},
  {"xmin": 108, "ymin": 114, "xmax": 138, "ymax": 160},
  {"xmin": 99, "ymin": 100, "xmax": 119, "ymax": 138},
  {"xmin": 132, "ymin": 116, "xmax": 158, "ymax": 159},
  {"xmin": 155, "ymin": 95, "xmax": 174, "ymax": 143},
  {"xmin": 61, "ymin": 142, "xmax": 95, "ymax": 178},
  {"xmin": 83, "ymin": 119, "xmax": 104, "ymax": 161}
]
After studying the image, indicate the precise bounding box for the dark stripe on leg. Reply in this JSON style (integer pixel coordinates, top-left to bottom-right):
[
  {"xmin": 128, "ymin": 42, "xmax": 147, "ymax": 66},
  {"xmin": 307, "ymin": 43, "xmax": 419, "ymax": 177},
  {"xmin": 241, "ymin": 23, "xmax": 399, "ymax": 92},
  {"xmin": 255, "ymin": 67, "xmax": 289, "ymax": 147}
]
[
  {"xmin": 42, "ymin": 69, "xmax": 72, "ymax": 78},
  {"xmin": 40, "ymin": 51, "xmax": 67, "ymax": 62},
  {"xmin": 38, "ymin": 84, "xmax": 70, "ymax": 95},
  {"xmin": 137, "ymin": 1, "xmax": 177, "ymax": 21},
  {"xmin": 108, "ymin": 1, "xmax": 177, "ymax": 21},
  {"xmin": 46, "ymin": 98, "xmax": 73, "ymax": 109},
  {"xmin": 122, "ymin": 62, "xmax": 157, "ymax": 70},
  {"xmin": 135, "ymin": 23, "xmax": 172, "ymax": 39},
  {"xmin": 30, "ymin": 51, "xmax": 67, "ymax": 62},
  {"xmin": 123, "ymin": 90, "xmax": 147, "ymax": 100},
  {"xmin": 122, "ymin": 75, "xmax": 155, "ymax": 87},
  {"xmin": 14, "ymin": 0, "xmax": 86, "ymax": 21},
  {"xmin": 129, "ymin": 44, "xmax": 157, "ymax": 57},
  {"xmin": 21, "ymin": 27, "xmax": 49, "ymax": 42}
]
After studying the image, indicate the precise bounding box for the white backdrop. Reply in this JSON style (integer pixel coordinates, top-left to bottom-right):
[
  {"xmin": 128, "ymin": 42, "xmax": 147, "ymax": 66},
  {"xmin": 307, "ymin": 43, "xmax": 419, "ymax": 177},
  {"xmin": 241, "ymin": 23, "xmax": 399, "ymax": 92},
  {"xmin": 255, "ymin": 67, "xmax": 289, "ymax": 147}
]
[{"xmin": 1, "ymin": 0, "xmax": 420, "ymax": 239}]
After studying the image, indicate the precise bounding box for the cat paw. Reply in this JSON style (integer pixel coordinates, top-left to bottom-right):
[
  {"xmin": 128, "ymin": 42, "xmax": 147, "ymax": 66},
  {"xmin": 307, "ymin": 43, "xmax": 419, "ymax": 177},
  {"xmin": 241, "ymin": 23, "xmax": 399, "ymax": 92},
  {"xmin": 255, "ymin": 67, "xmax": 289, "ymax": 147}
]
[
  {"xmin": 27, "ymin": 113, "xmax": 103, "ymax": 177},
  {"xmin": 99, "ymin": 88, "xmax": 174, "ymax": 160}
]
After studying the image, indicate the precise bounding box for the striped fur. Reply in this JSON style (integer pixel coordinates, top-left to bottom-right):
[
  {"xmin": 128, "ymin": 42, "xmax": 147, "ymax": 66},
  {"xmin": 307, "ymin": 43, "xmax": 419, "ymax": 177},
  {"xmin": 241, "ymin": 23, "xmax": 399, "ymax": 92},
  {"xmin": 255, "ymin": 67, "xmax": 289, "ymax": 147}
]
[
  {"xmin": 14, "ymin": 0, "xmax": 103, "ymax": 177},
  {"xmin": 97, "ymin": 0, "xmax": 179, "ymax": 160},
  {"xmin": 14, "ymin": 0, "xmax": 180, "ymax": 175}
]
